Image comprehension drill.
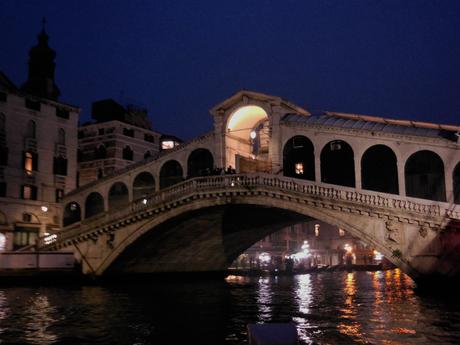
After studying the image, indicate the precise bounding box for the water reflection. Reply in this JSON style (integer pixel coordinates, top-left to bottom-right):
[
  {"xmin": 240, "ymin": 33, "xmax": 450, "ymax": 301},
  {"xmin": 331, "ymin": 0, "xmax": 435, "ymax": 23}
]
[
  {"xmin": 22, "ymin": 294, "xmax": 59, "ymax": 345},
  {"xmin": 337, "ymin": 272, "xmax": 365, "ymax": 343},
  {"xmin": 257, "ymin": 277, "xmax": 273, "ymax": 322},
  {"xmin": 0, "ymin": 270, "xmax": 459, "ymax": 344},
  {"xmin": 0, "ymin": 290, "xmax": 10, "ymax": 335},
  {"xmin": 293, "ymin": 274, "xmax": 313, "ymax": 343}
]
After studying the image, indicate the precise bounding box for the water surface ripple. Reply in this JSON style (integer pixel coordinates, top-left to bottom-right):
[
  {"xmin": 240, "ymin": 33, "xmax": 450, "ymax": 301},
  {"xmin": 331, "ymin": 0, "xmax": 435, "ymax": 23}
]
[{"xmin": 0, "ymin": 269, "xmax": 459, "ymax": 344}]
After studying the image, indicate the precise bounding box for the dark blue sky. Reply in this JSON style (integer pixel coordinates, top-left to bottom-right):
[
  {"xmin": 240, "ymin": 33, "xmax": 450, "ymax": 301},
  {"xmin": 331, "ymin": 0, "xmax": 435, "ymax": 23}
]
[{"xmin": 1, "ymin": 1, "xmax": 459, "ymax": 139}]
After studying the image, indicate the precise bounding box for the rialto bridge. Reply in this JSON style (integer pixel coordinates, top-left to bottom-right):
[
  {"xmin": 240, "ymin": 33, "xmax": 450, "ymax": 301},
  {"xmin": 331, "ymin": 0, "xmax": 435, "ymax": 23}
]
[{"xmin": 41, "ymin": 91, "xmax": 460, "ymax": 280}]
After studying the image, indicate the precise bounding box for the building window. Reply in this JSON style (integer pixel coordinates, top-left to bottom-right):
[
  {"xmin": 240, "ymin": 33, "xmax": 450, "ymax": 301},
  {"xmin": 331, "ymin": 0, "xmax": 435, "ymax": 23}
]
[
  {"xmin": 144, "ymin": 134, "xmax": 154, "ymax": 143},
  {"xmin": 0, "ymin": 182, "xmax": 6, "ymax": 197},
  {"xmin": 98, "ymin": 128, "xmax": 105, "ymax": 136},
  {"xmin": 53, "ymin": 156, "xmax": 68, "ymax": 176},
  {"xmin": 78, "ymin": 131, "xmax": 84, "ymax": 139},
  {"xmin": 23, "ymin": 213, "xmax": 32, "ymax": 222},
  {"xmin": 56, "ymin": 108, "xmax": 70, "ymax": 119},
  {"xmin": 95, "ymin": 145, "xmax": 107, "ymax": 159},
  {"xmin": 315, "ymin": 224, "xmax": 320, "ymax": 237},
  {"xmin": 339, "ymin": 228, "xmax": 345, "ymax": 237},
  {"xmin": 13, "ymin": 226, "xmax": 38, "ymax": 250},
  {"xmin": 0, "ymin": 92, "xmax": 6, "ymax": 102},
  {"xmin": 295, "ymin": 162, "xmax": 304, "ymax": 175},
  {"xmin": 0, "ymin": 112, "xmax": 5, "ymax": 133},
  {"xmin": 161, "ymin": 140, "xmax": 175, "ymax": 150},
  {"xmin": 0, "ymin": 147, "xmax": 8, "ymax": 166},
  {"xmin": 21, "ymin": 184, "xmax": 37, "ymax": 200},
  {"xmin": 23, "ymin": 151, "xmax": 38, "ymax": 174},
  {"xmin": 144, "ymin": 151, "xmax": 151, "ymax": 159},
  {"xmin": 123, "ymin": 128, "xmax": 134, "ymax": 137},
  {"xmin": 58, "ymin": 129, "xmax": 66, "ymax": 145},
  {"xmin": 25, "ymin": 99, "xmax": 41, "ymax": 111},
  {"xmin": 123, "ymin": 146, "xmax": 133, "ymax": 160},
  {"xmin": 55, "ymin": 188, "xmax": 64, "ymax": 202},
  {"xmin": 97, "ymin": 169, "xmax": 103, "ymax": 179},
  {"xmin": 26, "ymin": 120, "xmax": 36, "ymax": 138}
]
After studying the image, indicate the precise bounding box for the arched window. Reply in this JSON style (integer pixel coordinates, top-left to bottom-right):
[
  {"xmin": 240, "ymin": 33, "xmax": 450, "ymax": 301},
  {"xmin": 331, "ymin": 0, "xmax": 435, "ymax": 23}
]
[
  {"xmin": 53, "ymin": 156, "xmax": 68, "ymax": 176},
  {"xmin": 187, "ymin": 148, "xmax": 214, "ymax": 178},
  {"xmin": 95, "ymin": 145, "xmax": 107, "ymax": 159},
  {"xmin": 0, "ymin": 211, "xmax": 7, "ymax": 225},
  {"xmin": 58, "ymin": 128, "xmax": 65, "ymax": 145},
  {"xmin": 27, "ymin": 120, "xmax": 36, "ymax": 138},
  {"xmin": 160, "ymin": 160, "xmax": 183, "ymax": 189},
  {"xmin": 63, "ymin": 202, "xmax": 81, "ymax": 226},
  {"xmin": 123, "ymin": 146, "xmax": 133, "ymax": 161},
  {"xmin": 405, "ymin": 150, "xmax": 446, "ymax": 201},
  {"xmin": 133, "ymin": 172, "xmax": 155, "ymax": 200},
  {"xmin": 453, "ymin": 162, "xmax": 460, "ymax": 204},
  {"xmin": 320, "ymin": 140, "xmax": 355, "ymax": 187},
  {"xmin": 0, "ymin": 113, "xmax": 5, "ymax": 134},
  {"xmin": 283, "ymin": 136, "xmax": 315, "ymax": 181},
  {"xmin": 361, "ymin": 145, "xmax": 399, "ymax": 194},
  {"xmin": 85, "ymin": 192, "xmax": 105, "ymax": 219},
  {"xmin": 108, "ymin": 182, "xmax": 129, "ymax": 210}
]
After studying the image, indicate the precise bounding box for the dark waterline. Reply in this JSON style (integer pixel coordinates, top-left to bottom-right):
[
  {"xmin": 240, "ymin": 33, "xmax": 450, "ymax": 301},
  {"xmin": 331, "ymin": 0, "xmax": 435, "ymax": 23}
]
[{"xmin": 0, "ymin": 269, "xmax": 459, "ymax": 344}]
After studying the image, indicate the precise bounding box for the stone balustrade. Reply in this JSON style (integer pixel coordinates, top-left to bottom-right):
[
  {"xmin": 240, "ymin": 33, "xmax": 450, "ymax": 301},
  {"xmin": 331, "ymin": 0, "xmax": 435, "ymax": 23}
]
[{"xmin": 40, "ymin": 173, "xmax": 460, "ymax": 249}]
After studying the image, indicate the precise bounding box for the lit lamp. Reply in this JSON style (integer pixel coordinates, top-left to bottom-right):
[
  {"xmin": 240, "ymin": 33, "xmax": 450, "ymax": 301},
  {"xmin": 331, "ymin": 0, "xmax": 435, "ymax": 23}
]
[{"xmin": 250, "ymin": 130, "xmax": 257, "ymax": 140}]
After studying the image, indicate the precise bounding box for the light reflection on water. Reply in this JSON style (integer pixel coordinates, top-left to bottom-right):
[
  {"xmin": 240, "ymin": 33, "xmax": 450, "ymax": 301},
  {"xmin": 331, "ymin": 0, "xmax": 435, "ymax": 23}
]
[
  {"xmin": 22, "ymin": 294, "xmax": 59, "ymax": 345},
  {"xmin": 0, "ymin": 270, "xmax": 459, "ymax": 344},
  {"xmin": 256, "ymin": 277, "xmax": 273, "ymax": 322},
  {"xmin": 293, "ymin": 274, "xmax": 313, "ymax": 344}
]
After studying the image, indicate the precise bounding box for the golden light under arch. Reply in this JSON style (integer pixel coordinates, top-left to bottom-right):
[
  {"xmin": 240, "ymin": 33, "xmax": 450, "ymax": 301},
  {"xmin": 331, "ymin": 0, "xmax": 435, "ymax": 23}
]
[{"xmin": 226, "ymin": 105, "xmax": 268, "ymax": 140}]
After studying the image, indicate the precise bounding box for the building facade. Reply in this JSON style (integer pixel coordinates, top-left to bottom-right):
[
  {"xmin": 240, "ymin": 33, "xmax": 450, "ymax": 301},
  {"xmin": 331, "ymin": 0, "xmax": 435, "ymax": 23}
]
[
  {"xmin": 78, "ymin": 99, "xmax": 184, "ymax": 187},
  {"xmin": 232, "ymin": 220, "xmax": 379, "ymax": 271},
  {"xmin": 0, "ymin": 26, "xmax": 79, "ymax": 250}
]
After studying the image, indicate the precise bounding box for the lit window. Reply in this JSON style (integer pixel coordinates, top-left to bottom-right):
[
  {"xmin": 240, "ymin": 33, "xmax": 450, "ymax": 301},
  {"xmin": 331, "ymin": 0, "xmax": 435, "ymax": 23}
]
[
  {"xmin": 22, "ymin": 185, "xmax": 37, "ymax": 200},
  {"xmin": 339, "ymin": 228, "xmax": 345, "ymax": 237},
  {"xmin": 24, "ymin": 152, "xmax": 33, "ymax": 175},
  {"xmin": 161, "ymin": 140, "xmax": 175, "ymax": 150},
  {"xmin": 295, "ymin": 162, "xmax": 304, "ymax": 175},
  {"xmin": 315, "ymin": 224, "xmax": 320, "ymax": 237}
]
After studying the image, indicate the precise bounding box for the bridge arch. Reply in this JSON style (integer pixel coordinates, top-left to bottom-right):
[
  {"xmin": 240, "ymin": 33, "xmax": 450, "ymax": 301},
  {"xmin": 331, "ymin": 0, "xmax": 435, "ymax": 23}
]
[
  {"xmin": 133, "ymin": 172, "xmax": 155, "ymax": 200},
  {"xmin": 361, "ymin": 144, "xmax": 399, "ymax": 194},
  {"xmin": 108, "ymin": 182, "xmax": 129, "ymax": 210},
  {"xmin": 453, "ymin": 162, "xmax": 460, "ymax": 204},
  {"xmin": 225, "ymin": 105, "xmax": 270, "ymax": 169},
  {"xmin": 85, "ymin": 192, "xmax": 105, "ymax": 219},
  {"xmin": 405, "ymin": 150, "xmax": 446, "ymax": 202},
  {"xmin": 320, "ymin": 140, "xmax": 355, "ymax": 187},
  {"xmin": 159, "ymin": 160, "xmax": 183, "ymax": 189},
  {"xmin": 96, "ymin": 194, "xmax": 412, "ymax": 277},
  {"xmin": 63, "ymin": 202, "xmax": 81, "ymax": 226},
  {"xmin": 282, "ymin": 135, "xmax": 315, "ymax": 181},
  {"xmin": 187, "ymin": 148, "xmax": 214, "ymax": 178}
]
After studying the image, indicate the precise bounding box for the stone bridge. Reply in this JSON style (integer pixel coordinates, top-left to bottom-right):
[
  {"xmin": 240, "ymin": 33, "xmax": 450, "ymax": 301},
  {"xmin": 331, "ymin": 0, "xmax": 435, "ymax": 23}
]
[{"xmin": 41, "ymin": 90, "xmax": 460, "ymax": 279}]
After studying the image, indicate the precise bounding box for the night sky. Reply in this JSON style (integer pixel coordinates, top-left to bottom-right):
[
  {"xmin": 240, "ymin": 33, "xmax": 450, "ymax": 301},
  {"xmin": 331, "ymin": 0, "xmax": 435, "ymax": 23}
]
[{"xmin": 1, "ymin": 1, "xmax": 459, "ymax": 140}]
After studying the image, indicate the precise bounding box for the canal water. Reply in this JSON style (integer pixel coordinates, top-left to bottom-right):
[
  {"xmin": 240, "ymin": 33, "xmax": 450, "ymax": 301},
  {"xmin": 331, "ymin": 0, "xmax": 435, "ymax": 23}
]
[{"xmin": 0, "ymin": 269, "xmax": 459, "ymax": 344}]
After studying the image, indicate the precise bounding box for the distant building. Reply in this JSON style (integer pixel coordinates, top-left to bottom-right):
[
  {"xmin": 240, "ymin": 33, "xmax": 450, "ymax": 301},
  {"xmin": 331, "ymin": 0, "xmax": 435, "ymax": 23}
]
[
  {"xmin": 0, "ymin": 24, "xmax": 79, "ymax": 250},
  {"xmin": 233, "ymin": 220, "xmax": 377, "ymax": 270},
  {"xmin": 77, "ymin": 99, "xmax": 164, "ymax": 186}
]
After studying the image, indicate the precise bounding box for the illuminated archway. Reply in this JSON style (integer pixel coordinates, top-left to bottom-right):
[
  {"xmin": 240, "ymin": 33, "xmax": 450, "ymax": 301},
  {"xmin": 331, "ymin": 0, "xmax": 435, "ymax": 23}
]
[{"xmin": 225, "ymin": 105, "xmax": 270, "ymax": 171}]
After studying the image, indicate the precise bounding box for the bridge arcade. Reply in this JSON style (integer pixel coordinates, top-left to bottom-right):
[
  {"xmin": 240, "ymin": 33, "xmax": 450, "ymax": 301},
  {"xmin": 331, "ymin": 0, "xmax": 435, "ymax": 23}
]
[{"xmin": 52, "ymin": 90, "xmax": 460, "ymax": 279}]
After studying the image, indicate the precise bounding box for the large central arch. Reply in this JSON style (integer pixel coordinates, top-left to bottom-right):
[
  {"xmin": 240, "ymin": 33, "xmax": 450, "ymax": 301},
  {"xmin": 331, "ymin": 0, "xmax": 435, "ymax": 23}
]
[
  {"xmin": 225, "ymin": 105, "xmax": 270, "ymax": 171},
  {"xmin": 94, "ymin": 193, "xmax": 419, "ymax": 278}
]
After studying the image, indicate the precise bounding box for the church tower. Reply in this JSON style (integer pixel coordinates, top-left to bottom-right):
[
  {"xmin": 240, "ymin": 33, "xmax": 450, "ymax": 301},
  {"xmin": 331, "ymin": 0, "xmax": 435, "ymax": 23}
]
[{"xmin": 21, "ymin": 19, "xmax": 60, "ymax": 100}]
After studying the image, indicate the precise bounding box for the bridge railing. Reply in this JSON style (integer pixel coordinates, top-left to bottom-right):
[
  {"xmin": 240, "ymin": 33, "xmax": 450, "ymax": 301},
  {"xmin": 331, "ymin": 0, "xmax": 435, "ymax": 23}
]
[{"xmin": 41, "ymin": 173, "xmax": 460, "ymax": 248}]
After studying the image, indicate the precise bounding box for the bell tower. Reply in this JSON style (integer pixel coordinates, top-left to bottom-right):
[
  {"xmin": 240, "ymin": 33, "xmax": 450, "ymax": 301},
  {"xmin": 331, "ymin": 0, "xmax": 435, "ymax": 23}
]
[{"xmin": 21, "ymin": 18, "xmax": 60, "ymax": 100}]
